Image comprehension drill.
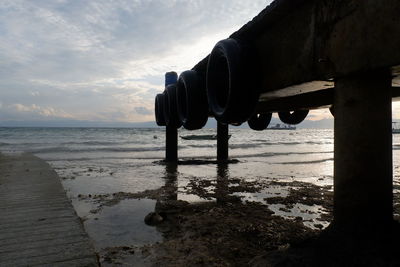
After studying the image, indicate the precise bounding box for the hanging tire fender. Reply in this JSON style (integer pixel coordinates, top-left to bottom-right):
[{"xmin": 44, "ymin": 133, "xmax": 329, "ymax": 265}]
[
  {"xmin": 206, "ymin": 38, "xmax": 260, "ymax": 124},
  {"xmin": 247, "ymin": 113, "xmax": 272, "ymax": 131},
  {"xmin": 176, "ymin": 70, "xmax": 209, "ymax": 130},
  {"xmin": 329, "ymin": 106, "xmax": 335, "ymax": 116},
  {"xmin": 155, "ymin": 93, "xmax": 166, "ymax": 126},
  {"xmin": 163, "ymin": 84, "xmax": 182, "ymax": 128},
  {"xmin": 278, "ymin": 110, "xmax": 309, "ymax": 125}
]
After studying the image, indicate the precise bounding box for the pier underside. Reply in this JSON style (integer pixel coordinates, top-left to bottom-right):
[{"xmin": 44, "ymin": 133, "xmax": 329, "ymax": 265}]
[{"xmin": 159, "ymin": 0, "xmax": 400, "ymax": 263}]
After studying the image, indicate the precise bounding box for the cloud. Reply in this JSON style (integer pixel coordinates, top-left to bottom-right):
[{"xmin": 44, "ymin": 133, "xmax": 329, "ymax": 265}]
[
  {"xmin": 0, "ymin": 103, "xmax": 73, "ymax": 121},
  {"xmin": 0, "ymin": 0, "xmax": 271, "ymax": 123},
  {"xmin": 135, "ymin": 106, "xmax": 152, "ymax": 115}
]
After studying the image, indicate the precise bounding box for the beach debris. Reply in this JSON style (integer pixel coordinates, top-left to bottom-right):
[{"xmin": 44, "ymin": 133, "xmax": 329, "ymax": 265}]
[
  {"xmin": 99, "ymin": 246, "xmax": 137, "ymax": 265},
  {"xmin": 144, "ymin": 212, "xmax": 164, "ymax": 226},
  {"xmin": 314, "ymin": 224, "xmax": 324, "ymax": 229}
]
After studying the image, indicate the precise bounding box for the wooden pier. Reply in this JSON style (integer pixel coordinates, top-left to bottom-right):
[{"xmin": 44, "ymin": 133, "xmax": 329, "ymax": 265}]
[
  {"xmin": 155, "ymin": 0, "xmax": 400, "ymax": 234},
  {"xmin": 0, "ymin": 153, "xmax": 98, "ymax": 266}
]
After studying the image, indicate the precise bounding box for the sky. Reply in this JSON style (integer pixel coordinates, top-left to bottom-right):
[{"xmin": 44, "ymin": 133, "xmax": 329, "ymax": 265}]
[
  {"xmin": 0, "ymin": 0, "xmax": 398, "ymax": 125},
  {"xmin": 0, "ymin": 0, "xmax": 275, "ymax": 124}
]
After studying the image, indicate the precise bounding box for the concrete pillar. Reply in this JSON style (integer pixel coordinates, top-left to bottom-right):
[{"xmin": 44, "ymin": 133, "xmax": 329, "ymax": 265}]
[
  {"xmin": 165, "ymin": 125, "xmax": 178, "ymax": 162},
  {"xmin": 217, "ymin": 122, "xmax": 229, "ymax": 161},
  {"xmin": 333, "ymin": 68, "xmax": 393, "ymax": 229}
]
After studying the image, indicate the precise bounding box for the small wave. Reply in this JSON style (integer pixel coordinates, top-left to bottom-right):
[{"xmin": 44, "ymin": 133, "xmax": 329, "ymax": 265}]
[
  {"xmin": 230, "ymin": 143, "xmax": 264, "ymax": 149},
  {"xmin": 185, "ymin": 140, "xmax": 332, "ymax": 150},
  {"xmin": 46, "ymin": 155, "xmax": 165, "ymax": 162},
  {"xmin": 230, "ymin": 141, "xmax": 332, "ymax": 149},
  {"xmin": 2, "ymin": 140, "xmax": 143, "ymax": 146},
  {"xmin": 393, "ymin": 145, "xmax": 400, "ymax": 150},
  {"xmin": 275, "ymin": 158, "xmax": 334, "ymax": 165},
  {"xmin": 30, "ymin": 146, "xmax": 165, "ymax": 154},
  {"xmin": 61, "ymin": 141, "xmax": 125, "ymax": 146},
  {"xmin": 187, "ymin": 144, "xmax": 215, "ymax": 148},
  {"xmin": 234, "ymin": 151, "xmax": 333, "ymax": 159},
  {"xmin": 274, "ymin": 141, "xmax": 332, "ymax": 146}
]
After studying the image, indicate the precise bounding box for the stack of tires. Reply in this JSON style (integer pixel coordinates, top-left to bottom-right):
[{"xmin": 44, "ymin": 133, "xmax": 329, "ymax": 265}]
[
  {"xmin": 155, "ymin": 38, "xmax": 309, "ymax": 131},
  {"xmin": 154, "ymin": 71, "xmax": 209, "ymax": 130}
]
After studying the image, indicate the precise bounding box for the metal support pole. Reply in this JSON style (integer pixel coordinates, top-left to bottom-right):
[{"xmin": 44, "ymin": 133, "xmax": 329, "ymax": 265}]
[
  {"xmin": 165, "ymin": 125, "xmax": 178, "ymax": 162},
  {"xmin": 216, "ymin": 163, "xmax": 229, "ymax": 204},
  {"xmin": 217, "ymin": 122, "xmax": 229, "ymax": 162},
  {"xmin": 333, "ymin": 68, "xmax": 393, "ymax": 229}
]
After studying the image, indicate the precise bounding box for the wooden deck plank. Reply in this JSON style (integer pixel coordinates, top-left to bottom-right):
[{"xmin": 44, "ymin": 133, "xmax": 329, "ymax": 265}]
[{"xmin": 0, "ymin": 153, "xmax": 98, "ymax": 266}]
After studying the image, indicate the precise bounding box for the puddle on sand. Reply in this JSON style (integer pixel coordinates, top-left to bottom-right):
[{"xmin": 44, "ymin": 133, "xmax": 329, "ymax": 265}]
[
  {"xmin": 177, "ymin": 172, "xmax": 332, "ymax": 230},
  {"xmin": 233, "ymin": 185, "xmax": 290, "ymax": 204},
  {"xmin": 82, "ymin": 198, "xmax": 162, "ymax": 250},
  {"xmin": 59, "ymin": 159, "xmax": 335, "ymax": 261},
  {"xmin": 269, "ymin": 203, "xmax": 330, "ymax": 229}
]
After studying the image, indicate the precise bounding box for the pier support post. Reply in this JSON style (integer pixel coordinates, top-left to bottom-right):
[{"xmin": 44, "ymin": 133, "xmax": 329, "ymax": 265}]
[
  {"xmin": 333, "ymin": 68, "xmax": 393, "ymax": 229},
  {"xmin": 165, "ymin": 125, "xmax": 178, "ymax": 162},
  {"xmin": 217, "ymin": 122, "xmax": 229, "ymax": 162},
  {"xmin": 216, "ymin": 163, "xmax": 229, "ymax": 203}
]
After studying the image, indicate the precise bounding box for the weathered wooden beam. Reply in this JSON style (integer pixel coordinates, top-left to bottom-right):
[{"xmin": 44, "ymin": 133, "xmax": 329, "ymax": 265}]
[
  {"xmin": 256, "ymin": 88, "xmax": 333, "ymax": 113},
  {"xmin": 193, "ymin": 0, "xmax": 400, "ymax": 97},
  {"xmin": 255, "ymin": 86, "xmax": 400, "ymax": 113}
]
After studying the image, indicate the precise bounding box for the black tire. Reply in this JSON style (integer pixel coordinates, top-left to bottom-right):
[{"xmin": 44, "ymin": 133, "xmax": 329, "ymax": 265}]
[
  {"xmin": 176, "ymin": 70, "xmax": 208, "ymax": 130},
  {"xmin": 165, "ymin": 71, "xmax": 178, "ymax": 87},
  {"xmin": 248, "ymin": 113, "xmax": 272, "ymax": 131},
  {"xmin": 329, "ymin": 106, "xmax": 334, "ymax": 116},
  {"xmin": 278, "ymin": 110, "xmax": 309, "ymax": 125},
  {"xmin": 206, "ymin": 38, "xmax": 260, "ymax": 124},
  {"xmin": 163, "ymin": 85, "xmax": 182, "ymax": 128},
  {"xmin": 155, "ymin": 93, "xmax": 166, "ymax": 126}
]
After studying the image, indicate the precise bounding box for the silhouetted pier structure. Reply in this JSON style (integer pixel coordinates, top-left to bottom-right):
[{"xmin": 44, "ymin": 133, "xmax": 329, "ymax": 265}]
[{"xmin": 155, "ymin": 0, "xmax": 400, "ymax": 233}]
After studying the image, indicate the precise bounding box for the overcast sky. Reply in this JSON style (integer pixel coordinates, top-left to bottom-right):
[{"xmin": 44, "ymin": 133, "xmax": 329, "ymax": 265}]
[
  {"xmin": 1, "ymin": 1, "xmax": 398, "ymax": 125},
  {"xmin": 0, "ymin": 0, "xmax": 277, "ymax": 123}
]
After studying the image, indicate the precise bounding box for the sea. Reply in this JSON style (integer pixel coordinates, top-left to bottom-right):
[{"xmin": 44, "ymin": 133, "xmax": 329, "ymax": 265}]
[{"xmin": 1, "ymin": 127, "xmax": 399, "ymax": 251}]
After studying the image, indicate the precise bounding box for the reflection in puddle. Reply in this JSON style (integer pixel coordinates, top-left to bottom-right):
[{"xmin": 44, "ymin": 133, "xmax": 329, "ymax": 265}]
[
  {"xmin": 175, "ymin": 162, "xmax": 332, "ymax": 229},
  {"xmin": 234, "ymin": 186, "xmax": 290, "ymax": 204},
  {"xmin": 84, "ymin": 198, "xmax": 162, "ymax": 250},
  {"xmin": 178, "ymin": 193, "xmax": 213, "ymax": 203}
]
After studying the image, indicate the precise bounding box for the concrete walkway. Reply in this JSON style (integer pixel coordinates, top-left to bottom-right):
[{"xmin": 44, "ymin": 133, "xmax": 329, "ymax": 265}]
[{"xmin": 0, "ymin": 153, "xmax": 98, "ymax": 266}]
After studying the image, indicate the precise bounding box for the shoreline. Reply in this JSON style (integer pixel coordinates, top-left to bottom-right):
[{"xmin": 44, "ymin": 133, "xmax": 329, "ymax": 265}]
[{"xmin": 2, "ymin": 151, "xmax": 400, "ymax": 266}]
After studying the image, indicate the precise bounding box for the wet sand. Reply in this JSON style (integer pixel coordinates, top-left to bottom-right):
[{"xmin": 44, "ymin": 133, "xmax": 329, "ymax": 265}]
[
  {"xmin": 75, "ymin": 162, "xmax": 398, "ymax": 266},
  {"xmin": 96, "ymin": 187, "xmax": 319, "ymax": 266},
  {"xmin": 5, "ymin": 152, "xmax": 399, "ymax": 266}
]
